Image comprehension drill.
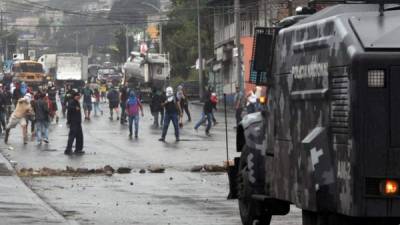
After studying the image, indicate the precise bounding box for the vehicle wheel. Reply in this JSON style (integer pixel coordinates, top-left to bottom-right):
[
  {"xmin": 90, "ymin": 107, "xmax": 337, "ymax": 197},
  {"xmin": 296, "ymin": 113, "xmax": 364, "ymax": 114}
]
[{"xmin": 238, "ymin": 145, "xmax": 271, "ymax": 225}]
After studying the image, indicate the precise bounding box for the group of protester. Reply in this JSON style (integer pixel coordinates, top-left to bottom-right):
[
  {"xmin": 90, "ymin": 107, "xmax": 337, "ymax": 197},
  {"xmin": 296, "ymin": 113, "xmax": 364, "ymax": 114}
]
[
  {"xmin": 0, "ymin": 81, "xmax": 62, "ymax": 146},
  {"xmin": 150, "ymin": 85, "xmax": 219, "ymax": 142},
  {"xmin": 0, "ymin": 78, "xmax": 261, "ymax": 156}
]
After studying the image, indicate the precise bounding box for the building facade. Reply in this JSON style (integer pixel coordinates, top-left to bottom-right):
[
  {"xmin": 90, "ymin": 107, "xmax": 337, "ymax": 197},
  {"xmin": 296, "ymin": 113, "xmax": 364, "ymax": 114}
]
[{"xmin": 208, "ymin": 0, "xmax": 308, "ymax": 101}]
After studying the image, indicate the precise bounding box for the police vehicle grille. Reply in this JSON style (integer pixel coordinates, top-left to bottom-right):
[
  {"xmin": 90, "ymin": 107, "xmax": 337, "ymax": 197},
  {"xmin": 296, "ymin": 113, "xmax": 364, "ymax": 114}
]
[{"xmin": 330, "ymin": 73, "xmax": 350, "ymax": 144}]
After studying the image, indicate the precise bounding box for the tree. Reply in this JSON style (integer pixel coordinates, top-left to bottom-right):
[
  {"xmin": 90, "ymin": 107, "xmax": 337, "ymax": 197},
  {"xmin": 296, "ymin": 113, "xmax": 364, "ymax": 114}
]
[
  {"xmin": 52, "ymin": 16, "xmax": 118, "ymax": 58},
  {"xmin": 111, "ymin": 27, "xmax": 134, "ymax": 63},
  {"xmin": 163, "ymin": 0, "xmax": 214, "ymax": 80},
  {"xmin": 0, "ymin": 29, "xmax": 17, "ymax": 60}
]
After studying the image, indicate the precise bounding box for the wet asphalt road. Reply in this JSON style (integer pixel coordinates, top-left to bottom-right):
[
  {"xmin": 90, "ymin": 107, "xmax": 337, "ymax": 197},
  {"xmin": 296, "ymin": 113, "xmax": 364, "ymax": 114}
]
[{"xmin": 0, "ymin": 102, "xmax": 301, "ymax": 225}]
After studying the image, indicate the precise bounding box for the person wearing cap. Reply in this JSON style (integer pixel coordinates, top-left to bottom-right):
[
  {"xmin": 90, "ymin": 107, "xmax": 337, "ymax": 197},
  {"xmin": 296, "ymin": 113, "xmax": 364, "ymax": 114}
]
[
  {"xmin": 65, "ymin": 92, "xmax": 84, "ymax": 155},
  {"xmin": 4, "ymin": 96, "xmax": 34, "ymax": 144},
  {"xmin": 159, "ymin": 87, "xmax": 182, "ymax": 142}
]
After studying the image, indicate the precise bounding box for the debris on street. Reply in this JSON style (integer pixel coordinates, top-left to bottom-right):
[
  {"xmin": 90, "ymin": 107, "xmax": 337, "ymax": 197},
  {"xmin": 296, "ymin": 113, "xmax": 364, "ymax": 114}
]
[
  {"xmin": 18, "ymin": 166, "xmax": 110, "ymax": 177},
  {"xmin": 117, "ymin": 167, "xmax": 132, "ymax": 174},
  {"xmin": 190, "ymin": 164, "xmax": 227, "ymax": 173},
  {"xmin": 104, "ymin": 165, "xmax": 115, "ymax": 174},
  {"xmin": 148, "ymin": 166, "xmax": 165, "ymax": 173}
]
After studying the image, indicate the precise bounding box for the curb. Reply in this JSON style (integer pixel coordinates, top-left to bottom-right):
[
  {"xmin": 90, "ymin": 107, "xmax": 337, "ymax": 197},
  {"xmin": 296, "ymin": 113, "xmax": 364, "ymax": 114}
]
[{"xmin": 0, "ymin": 150, "xmax": 79, "ymax": 225}]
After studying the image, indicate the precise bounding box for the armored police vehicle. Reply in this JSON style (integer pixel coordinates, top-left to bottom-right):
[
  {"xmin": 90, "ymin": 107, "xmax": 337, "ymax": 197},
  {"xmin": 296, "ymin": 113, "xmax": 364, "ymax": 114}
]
[{"xmin": 234, "ymin": 1, "xmax": 400, "ymax": 225}]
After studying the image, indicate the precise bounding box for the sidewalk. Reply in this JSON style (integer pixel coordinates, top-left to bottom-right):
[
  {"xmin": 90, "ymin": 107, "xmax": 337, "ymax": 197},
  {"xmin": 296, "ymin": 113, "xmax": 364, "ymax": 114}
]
[{"xmin": 0, "ymin": 152, "xmax": 78, "ymax": 225}]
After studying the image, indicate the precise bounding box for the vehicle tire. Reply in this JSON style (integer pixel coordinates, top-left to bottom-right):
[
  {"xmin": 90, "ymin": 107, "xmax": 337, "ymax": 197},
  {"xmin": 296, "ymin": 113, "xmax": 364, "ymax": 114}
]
[{"xmin": 238, "ymin": 145, "xmax": 271, "ymax": 225}]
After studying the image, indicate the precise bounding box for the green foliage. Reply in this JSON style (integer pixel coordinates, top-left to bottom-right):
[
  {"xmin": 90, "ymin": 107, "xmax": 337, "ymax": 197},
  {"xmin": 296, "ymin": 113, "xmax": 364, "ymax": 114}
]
[
  {"xmin": 112, "ymin": 27, "xmax": 126, "ymax": 63},
  {"xmin": 163, "ymin": 0, "xmax": 213, "ymax": 80},
  {"xmin": 0, "ymin": 30, "xmax": 18, "ymax": 59},
  {"xmin": 111, "ymin": 27, "xmax": 137, "ymax": 63},
  {"xmin": 49, "ymin": 16, "xmax": 118, "ymax": 57},
  {"xmin": 170, "ymin": 68, "xmax": 199, "ymax": 88}
]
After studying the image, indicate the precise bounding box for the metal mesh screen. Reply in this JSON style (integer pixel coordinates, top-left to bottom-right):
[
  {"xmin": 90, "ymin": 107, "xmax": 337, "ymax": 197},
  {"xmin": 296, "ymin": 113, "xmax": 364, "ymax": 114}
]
[{"xmin": 368, "ymin": 70, "xmax": 385, "ymax": 88}]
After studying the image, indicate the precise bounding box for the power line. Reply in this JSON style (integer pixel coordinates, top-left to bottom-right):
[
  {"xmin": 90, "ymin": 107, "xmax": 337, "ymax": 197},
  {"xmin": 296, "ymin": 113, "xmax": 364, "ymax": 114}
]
[
  {"xmin": 5, "ymin": 0, "xmax": 260, "ymax": 20},
  {"xmin": 6, "ymin": 19, "xmax": 173, "ymax": 28}
]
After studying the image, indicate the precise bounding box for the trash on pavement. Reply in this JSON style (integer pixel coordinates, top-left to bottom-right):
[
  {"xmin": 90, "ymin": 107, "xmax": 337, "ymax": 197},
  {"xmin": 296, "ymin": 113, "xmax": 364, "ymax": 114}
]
[
  {"xmin": 190, "ymin": 164, "xmax": 227, "ymax": 173},
  {"xmin": 148, "ymin": 166, "xmax": 165, "ymax": 173}
]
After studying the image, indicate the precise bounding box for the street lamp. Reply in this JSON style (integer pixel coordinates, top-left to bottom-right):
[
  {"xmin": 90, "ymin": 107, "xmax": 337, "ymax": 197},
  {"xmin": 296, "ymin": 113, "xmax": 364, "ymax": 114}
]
[{"xmin": 140, "ymin": 2, "xmax": 163, "ymax": 54}]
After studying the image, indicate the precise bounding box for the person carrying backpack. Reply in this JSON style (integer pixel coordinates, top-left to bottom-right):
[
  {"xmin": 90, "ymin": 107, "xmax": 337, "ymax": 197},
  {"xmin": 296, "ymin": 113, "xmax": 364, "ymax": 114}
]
[{"xmin": 125, "ymin": 90, "xmax": 144, "ymax": 139}]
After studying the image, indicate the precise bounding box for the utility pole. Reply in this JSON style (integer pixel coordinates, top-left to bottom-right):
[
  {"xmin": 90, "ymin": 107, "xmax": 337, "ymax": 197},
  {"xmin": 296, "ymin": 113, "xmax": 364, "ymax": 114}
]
[
  {"xmin": 125, "ymin": 25, "xmax": 129, "ymax": 61},
  {"xmin": 5, "ymin": 39, "xmax": 7, "ymax": 60},
  {"xmin": 25, "ymin": 41, "xmax": 29, "ymax": 60},
  {"xmin": 1, "ymin": 10, "xmax": 4, "ymax": 60},
  {"xmin": 159, "ymin": 23, "xmax": 163, "ymax": 54},
  {"xmin": 197, "ymin": 0, "xmax": 204, "ymax": 99},
  {"xmin": 288, "ymin": 0, "xmax": 293, "ymax": 16},
  {"xmin": 235, "ymin": 0, "xmax": 243, "ymax": 92},
  {"xmin": 75, "ymin": 32, "xmax": 79, "ymax": 53},
  {"xmin": 1, "ymin": 10, "xmax": 3, "ymax": 34}
]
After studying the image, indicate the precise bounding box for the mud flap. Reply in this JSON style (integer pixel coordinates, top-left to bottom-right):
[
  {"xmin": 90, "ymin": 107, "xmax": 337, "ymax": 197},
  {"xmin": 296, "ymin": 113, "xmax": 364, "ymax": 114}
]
[{"xmin": 227, "ymin": 157, "xmax": 240, "ymax": 199}]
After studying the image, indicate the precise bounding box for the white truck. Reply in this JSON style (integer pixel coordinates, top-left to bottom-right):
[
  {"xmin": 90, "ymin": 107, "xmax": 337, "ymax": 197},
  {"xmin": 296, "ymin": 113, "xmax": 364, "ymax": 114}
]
[
  {"xmin": 56, "ymin": 53, "xmax": 88, "ymax": 87},
  {"xmin": 123, "ymin": 52, "xmax": 170, "ymax": 100},
  {"xmin": 38, "ymin": 54, "xmax": 57, "ymax": 75}
]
